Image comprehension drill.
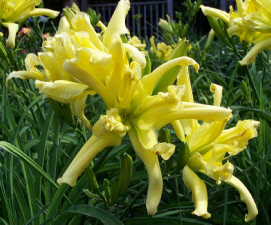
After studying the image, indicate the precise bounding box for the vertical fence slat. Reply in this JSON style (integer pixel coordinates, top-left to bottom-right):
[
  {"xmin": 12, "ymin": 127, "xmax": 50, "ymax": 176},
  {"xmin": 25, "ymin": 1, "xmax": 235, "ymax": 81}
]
[
  {"xmin": 144, "ymin": 5, "xmax": 147, "ymax": 37},
  {"xmin": 156, "ymin": 4, "xmax": 159, "ymax": 35},
  {"xmin": 138, "ymin": 5, "xmax": 141, "ymax": 37},
  {"xmin": 150, "ymin": 4, "xmax": 153, "ymax": 37},
  {"xmin": 102, "ymin": 7, "xmax": 106, "ymax": 23},
  {"xmin": 167, "ymin": 0, "xmax": 173, "ymax": 19},
  {"xmin": 81, "ymin": 0, "xmax": 88, "ymax": 12},
  {"xmin": 132, "ymin": 5, "xmax": 135, "ymax": 36}
]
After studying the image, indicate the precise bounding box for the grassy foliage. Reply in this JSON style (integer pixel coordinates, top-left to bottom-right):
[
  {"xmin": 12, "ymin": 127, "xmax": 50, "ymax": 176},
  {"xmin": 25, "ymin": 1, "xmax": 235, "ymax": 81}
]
[{"xmin": 0, "ymin": 5, "xmax": 271, "ymax": 225}]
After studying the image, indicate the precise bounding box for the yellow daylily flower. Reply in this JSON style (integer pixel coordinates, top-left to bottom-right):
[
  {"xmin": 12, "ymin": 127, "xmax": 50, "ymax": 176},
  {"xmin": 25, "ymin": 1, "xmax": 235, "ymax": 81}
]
[
  {"xmin": 201, "ymin": 0, "xmax": 271, "ymax": 64},
  {"xmin": 0, "ymin": 0, "xmax": 59, "ymax": 48},
  {"xmin": 150, "ymin": 36, "xmax": 173, "ymax": 61},
  {"xmin": 172, "ymin": 64, "xmax": 259, "ymax": 221},
  {"xmin": 7, "ymin": 0, "xmax": 232, "ymax": 215}
]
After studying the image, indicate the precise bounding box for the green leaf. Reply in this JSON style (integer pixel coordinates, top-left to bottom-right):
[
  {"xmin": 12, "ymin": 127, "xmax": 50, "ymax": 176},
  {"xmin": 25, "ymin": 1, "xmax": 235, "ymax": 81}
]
[{"xmin": 52, "ymin": 205, "xmax": 123, "ymax": 225}]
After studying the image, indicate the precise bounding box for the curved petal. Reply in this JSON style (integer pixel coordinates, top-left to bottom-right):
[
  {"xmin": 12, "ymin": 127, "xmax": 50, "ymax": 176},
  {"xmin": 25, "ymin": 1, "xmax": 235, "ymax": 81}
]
[
  {"xmin": 70, "ymin": 90, "xmax": 96, "ymax": 130},
  {"xmin": 187, "ymin": 119, "xmax": 228, "ymax": 152},
  {"xmin": 123, "ymin": 43, "xmax": 146, "ymax": 68},
  {"xmin": 183, "ymin": 166, "xmax": 211, "ymax": 219},
  {"xmin": 71, "ymin": 12, "xmax": 104, "ymax": 51},
  {"xmin": 2, "ymin": 22, "xmax": 19, "ymax": 48},
  {"xmin": 103, "ymin": 0, "xmax": 130, "ymax": 47},
  {"xmin": 34, "ymin": 80, "xmax": 89, "ymax": 104},
  {"xmin": 27, "ymin": 8, "xmax": 59, "ymax": 18},
  {"xmin": 226, "ymin": 176, "xmax": 258, "ymax": 222},
  {"xmin": 200, "ymin": 5, "xmax": 230, "ymax": 24},
  {"xmin": 63, "ymin": 51, "xmax": 112, "ymax": 107},
  {"xmin": 141, "ymin": 56, "xmax": 199, "ymax": 96},
  {"xmin": 217, "ymin": 120, "xmax": 260, "ymax": 154},
  {"xmin": 128, "ymin": 127, "xmax": 163, "ymax": 215},
  {"xmin": 134, "ymin": 99, "xmax": 232, "ymax": 130},
  {"xmin": 239, "ymin": 36, "xmax": 271, "ymax": 65},
  {"xmin": 6, "ymin": 71, "xmax": 44, "ymax": 86},
  {"xmin": 210, "ymin": 83, "xmax": 223, "ymax": 106}
]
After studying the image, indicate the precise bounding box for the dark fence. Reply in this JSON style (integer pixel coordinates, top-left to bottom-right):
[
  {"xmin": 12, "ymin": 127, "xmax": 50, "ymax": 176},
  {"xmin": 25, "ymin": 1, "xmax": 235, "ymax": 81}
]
[{"xmin": 80, "ymin": 0, "xmax": 173, "ymax": 37}]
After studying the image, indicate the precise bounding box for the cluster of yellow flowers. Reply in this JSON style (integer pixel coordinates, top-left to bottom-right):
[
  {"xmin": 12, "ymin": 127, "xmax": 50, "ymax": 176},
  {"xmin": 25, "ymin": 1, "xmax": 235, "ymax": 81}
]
[
  {"xmin": 0, "ymin": 0, "xmax": 59, "ymax": 48},
  {"xmin": 201, "ymin": 0, "xmax": 271, "ymax": 65},
  {"xmin": 6, "ymin": 0, "xmax": 259, "ymax": 221},
  {"xmin": 150, "ymin": 36, "xmax": 173, "ymax": 60}
]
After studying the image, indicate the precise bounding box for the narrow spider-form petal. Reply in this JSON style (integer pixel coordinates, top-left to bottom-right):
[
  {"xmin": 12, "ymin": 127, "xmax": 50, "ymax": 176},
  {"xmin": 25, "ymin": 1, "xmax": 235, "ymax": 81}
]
[
  {"xmin": 141, "ymin": 56, "xmax": 199, "ymax": 96},
  {"xmin": 226, "ymin": 176, "xmax": 258, "ymax": 222},
  {"xmin": 129, "ymin": 127, "xmax": 162, "ymax": 215},
  {"xmin": 240, "ymin": 36, "xmax": 271, "ymax": 65},
  {"xmin": 210, "ymin": 83, "xmax": 223, "ymax": 106},
  {"xmin": 123, "ymin": 43, "xmax": 146, "ymax": 68},
  {"xmin": 2, "ymin": 22, "xmax": 19, "ymax": 48},
  {"xmin": 27, "ymin": 8, "xmax": 59, "ymax": 18},
  {"xmin": 200, "ymin": 5, "xmax": 230, "ymax": 24},
  {"xmin": 70, "ymin": 90, "xmax": 96, "ymax": 130},
  {"xmin": 103, "ymin": 0, "xmax": 130, "ymax": 47},
  {"xmin": 183, "ymin": 166, "xmax": 211, "ymax": 219}
]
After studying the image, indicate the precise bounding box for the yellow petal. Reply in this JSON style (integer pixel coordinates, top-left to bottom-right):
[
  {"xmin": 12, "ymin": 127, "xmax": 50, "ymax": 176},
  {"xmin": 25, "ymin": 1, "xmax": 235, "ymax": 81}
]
[
  {"xmin": 103, "ymin": 0, "xmax": 130, "ymax": 47},
  {"xmin": 226, "ymin": 176, "xmax": 258, "ymax": 222},
  {"xmin": 183, "ymin": 166, "xmax": 211, "ymax": 219},
  {"xmin": 171, "ymin": 120, "xmax": 186, "ymax": 142},
  {"xmin": 200, "ymin": 5, "xmax": 230, "ymax": 24},
  {"xmin": 70, "ymin": 90, "xmax": 96, "ymax": 130},
  {"xmin": 135, "ymin": 99, "xmax": 232, "ymax": 130},
  {"xmin": 97, "ymin": 20, "xmax": 107, "ymax": 32},
  {"xmin": 93, "ymin": 108, "xmax": 129, "ymax": 139},
  {"xmin": 34, "ymin": 80, "xmax": 89, "ymax": 104},
  {"xmin": 6, "ymin": 0, "xmax": 39, "ymax": 22},
  {"xmin": 187, "ymin": 119, "xmax": 228, "ymax": 152},
  {"xmin": 153, "ymin": 142, "xmax": 175, "ymax": 160},
  {"xmin": 188, "ymin": 152, "xmax": 234, "ymax": 185},
  {"xmin": 2, "ymin": 22, "xmax": 19, "ymax": 48},
  {"xmin": 177, "ymin": 65, "xmax": 199, "ymax": 135},
  {"xmin": 6, "ymin": 71, "xmax": 44, "ymax": 86},
  {"xmin": 240, "ymin": 36, "xmax": 271, "ymax": 65},
  {"xmin": 123, "ymin": 43, "xmax": 146, "ymax": 68},
  {"xmin": 210, "ymin": 83, "xmax": 223, "ymax": 106},
  {"xmin": 141, "ymin": 56, "xmax": 199, "ymax": 96},
  {"xmin": 217, "ymin": 120, "xmax": 260, "ymax": 154},
  {"xmin": 63, "ymin": 49, "xmax": 112, "ymax": 107},
  {"xmin": 128, "ymin": 127, "xmax": 162, "ymax": 215},
  {"xmin": 71, "ymin": 12, "xmax": 104, "ymax": 51},
  {"xmin": 27, "ymin": 8, "xmax": 59, "ymax": 18},
  {"xmin": 117, "ymin": 61, "xmax": 141, "ymax": 108}
]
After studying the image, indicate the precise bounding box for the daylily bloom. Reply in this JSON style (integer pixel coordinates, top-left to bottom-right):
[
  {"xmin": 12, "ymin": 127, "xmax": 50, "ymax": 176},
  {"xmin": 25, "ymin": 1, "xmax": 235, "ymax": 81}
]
[
  {"xmin": 128, "ymin": 36, "xmax": 148, "ymax": 55},
  {"xmin": 6, "ymin": 0, "xmax": 232, "ymax": 215},
  {"xmin": 0, "ymin": 0, "xmax": 59, "ymax": 48},
  {"xmin": 201, "ymin": 0, "xmax": 271, "ymax": 65},
  {"xmin": 150, "ymin": 36, "xmax": 173, "ymax": 61},
  {"xmin": 171, "ymin": 64, "xmax": 259, "ymax": 221}
]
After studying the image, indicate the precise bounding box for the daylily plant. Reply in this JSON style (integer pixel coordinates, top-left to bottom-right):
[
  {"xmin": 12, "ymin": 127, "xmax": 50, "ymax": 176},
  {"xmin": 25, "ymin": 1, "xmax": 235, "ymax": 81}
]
[
  {"xmin": 6, "ymin": 0, "xmax": 232, "ymax": 215},
  {"xmin": 0, "ymin": 0, "xmax": 59, "ymax": 48},
  {"xmin": 150, "ymin": 36, "xmax": 173, "ymax": 61},
  {"xmin": 201, "ymin": 0, "xmax": 271, "ymax": 65},
  {"xmin": 171, "ymin": 64, "xmax": 259, "ymax": 221}
]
